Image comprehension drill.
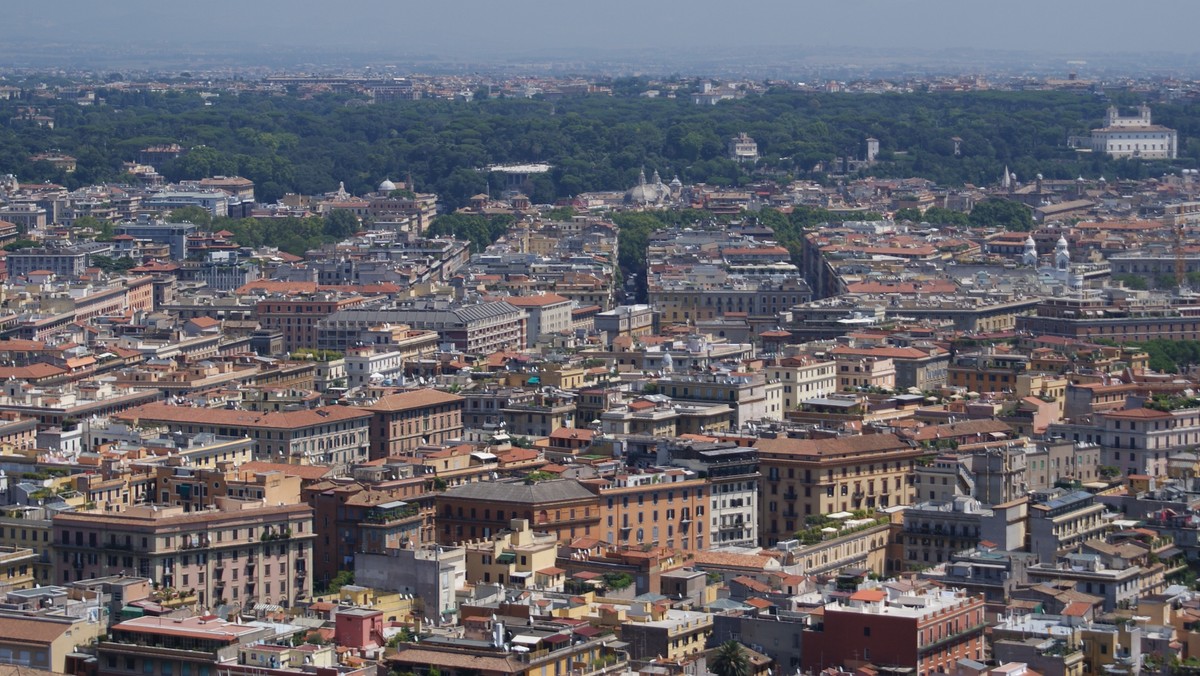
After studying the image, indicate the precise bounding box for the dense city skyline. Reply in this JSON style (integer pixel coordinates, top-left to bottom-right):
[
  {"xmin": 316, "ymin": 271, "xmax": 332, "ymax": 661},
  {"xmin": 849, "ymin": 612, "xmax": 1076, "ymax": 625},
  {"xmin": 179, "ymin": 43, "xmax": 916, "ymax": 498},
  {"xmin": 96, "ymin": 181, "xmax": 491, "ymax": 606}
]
[{"xmin": 3, "ymin": 6, "xmax": 1200, "ymax": 676}]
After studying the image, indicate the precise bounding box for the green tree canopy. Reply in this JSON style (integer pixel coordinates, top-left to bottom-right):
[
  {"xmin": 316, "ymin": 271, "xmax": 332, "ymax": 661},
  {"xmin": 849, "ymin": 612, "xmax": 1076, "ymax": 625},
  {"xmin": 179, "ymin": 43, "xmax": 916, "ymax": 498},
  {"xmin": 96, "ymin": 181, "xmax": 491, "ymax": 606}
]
[
  {"xmin": 168, "ymin": 205, "xmax": 213, "ymax": 228},
  {"xmin": 323, "ymin": 209, "xmax": 360, "ymax": 239},
  {"xmin": 711, "ymin": 641, "xmax": 751, "ymax": 676},
  {"xmin": 969, "ymin": 198, "xmax": 1034, "ymax": 232},
  {"xmin": 426, "ymin": 213, "xmax": 514, "ymax": 252}
]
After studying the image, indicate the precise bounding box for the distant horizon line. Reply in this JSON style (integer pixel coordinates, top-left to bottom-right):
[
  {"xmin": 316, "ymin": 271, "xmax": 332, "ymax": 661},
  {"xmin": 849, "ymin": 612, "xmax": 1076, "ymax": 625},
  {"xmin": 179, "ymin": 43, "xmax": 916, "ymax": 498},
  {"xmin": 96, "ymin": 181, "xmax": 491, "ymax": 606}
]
[{"xmin": 2, "ymin": 40, "xmax": 1200, "ymax": 66}]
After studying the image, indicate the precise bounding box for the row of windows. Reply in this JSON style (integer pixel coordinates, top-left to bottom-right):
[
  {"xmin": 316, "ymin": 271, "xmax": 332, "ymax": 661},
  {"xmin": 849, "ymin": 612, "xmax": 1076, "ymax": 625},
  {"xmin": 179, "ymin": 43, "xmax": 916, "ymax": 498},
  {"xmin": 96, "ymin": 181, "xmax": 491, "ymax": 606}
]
[{"xmin": 766, "ymin": 462, "xmax": 908, "ymax": 481}]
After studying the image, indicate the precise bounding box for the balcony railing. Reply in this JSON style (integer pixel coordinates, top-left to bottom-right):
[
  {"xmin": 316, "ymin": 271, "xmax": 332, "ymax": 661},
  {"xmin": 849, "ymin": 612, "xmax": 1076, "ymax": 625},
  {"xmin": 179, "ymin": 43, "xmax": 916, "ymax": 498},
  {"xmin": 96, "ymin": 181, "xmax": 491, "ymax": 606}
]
[{"xmin": 918, "ymin": 623, "xmax": 988, "ymax": 655}]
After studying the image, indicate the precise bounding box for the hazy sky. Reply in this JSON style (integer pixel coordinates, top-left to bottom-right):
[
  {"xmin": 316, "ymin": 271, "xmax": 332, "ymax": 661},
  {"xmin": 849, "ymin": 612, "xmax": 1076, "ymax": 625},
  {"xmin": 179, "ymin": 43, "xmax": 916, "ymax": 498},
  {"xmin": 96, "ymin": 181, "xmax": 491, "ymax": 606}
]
[{"xmin": 9, "ymin": 0, "xmax": 1200, "ymax": 58}]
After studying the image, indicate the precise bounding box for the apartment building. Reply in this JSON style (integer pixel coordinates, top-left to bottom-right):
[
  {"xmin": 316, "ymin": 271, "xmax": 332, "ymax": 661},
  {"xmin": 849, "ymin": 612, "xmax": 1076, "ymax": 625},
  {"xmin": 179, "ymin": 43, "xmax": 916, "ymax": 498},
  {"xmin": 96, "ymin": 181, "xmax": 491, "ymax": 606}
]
[
  {"xmin": 318, "ymin": 301, "xmax": 526, "ymax": 354},
  {"xmin": 898, "ymin": 497, "xmax": 1026, "ymax": 571},
  {"xmin": 1017, "ymin": 296, "xmax": 1200, "ymax": 343},
  {"xmin": 594, "ymin": 468, "xmax": 710, "ymax": 552},
  {"xmin": 0, "ymin": 545, "xmax": 36, "ymax": 592},
  {"xmin": 803, "ymin": 586, "xmax": 987, "ymax": 676},
  {"xmin": 151, "ymin": 464, "xmax": 302, "ymax": 512},
  {"xmin": 767, "ymin": 356, "xmax": 837, "ymax": 412},
  {"xmin": 341, "ymin": 330, "xmax": 440, "ymax": 385},
  {"xmin": 0, "ymin": 611, "xmax": 106, "ymax": 674},
  {"xmin": 96, "ymin": 614, "xmax": 366, "ymax": 676},
  {"xmin": 620, "ymin": 603, "xmax": 713, "ymax": 662},
  {"xmin": 386, "ymin": 627, "xmax": 628, "ymax": 676},
  {"xmin": 363, "ymin": 389, "xmax": 464, "ymax": 459},
  {"xmin": 0, "ymin": 505, "xmax": 55, "ymax": 585},
  {"xmin": 7, "ymin": 242, "xmax": 113, "ymax": 279},
  {"xmin": 947, "ymin": 352, "xmax": 1030, "ymax": 394},
  {"xmin": 600, "ymin": 397, "xmax": 734, "ymax": 438},
  {"xmin": 664, "ymin": 440, "xmax": 760, "ymax": 548},
  {"xmin": 1048, "ymin": 403, "xmax": 1199, "ymax": 478},
  {"xmin": 918, "ymin": 546, "xmax": 1034, "ymax": 616},
  {"xmin": 53, "ymin": 497, "xmax": 314, "ymax": 609},
  {"xmin": 788, "ymin": 519, "xmax": 891, "ymax": 577},
  {"xmin": 594, "ymin": 304, "xmax": 655, "ymax": 345},
  {"xmin": 1024, "ymin": 440, "xmax": 1102, "ymax": 492},
  {"xmin": 461, "ymin": 518, "xmax": 560, "ymax": 589},
  {"xmin": 755, "ymin": 433, "xmax": 921, "ymax": 545},
  {"xmin": 255, "ymin": 294, "xmax": 369, "ymax": 352},
  {"xmin": 650, "ymin": 276, "xmax": 812, "ymax": 324},
  {"xmin": 1028, "ymin": 490, "xmax": 1111, "ymax": 561},
  {"xmin": 502, "ymin": 293, "xmax": 574, "ymax": 346},
  {"xmin": 117, "ymin": 403, "xmax": 372, "ymax": 466},
  {"xmin": 501, "ymin": 389, "xmax": 577, "ymax": 437},
  {"xmin": 462, "ymin": 387, "xmax": 533, "ymax": 430},
  {"xmin": 303, "ymin": 473, "xmax": 431, "ymax": 587},
  {"xmin": 656, "ymin": 372, "xmax": 784, "ymax": 426},
  {"xmin": 1025, "ymin": 552, "xmax": 1141, "ymax": 612},
  {"xmin": 436, "ymin": 479, "xmax": 601, "ymax": 545},
  {"xmin": 833, "ymin": 353, "xmax": 897, "ymax": 390}
]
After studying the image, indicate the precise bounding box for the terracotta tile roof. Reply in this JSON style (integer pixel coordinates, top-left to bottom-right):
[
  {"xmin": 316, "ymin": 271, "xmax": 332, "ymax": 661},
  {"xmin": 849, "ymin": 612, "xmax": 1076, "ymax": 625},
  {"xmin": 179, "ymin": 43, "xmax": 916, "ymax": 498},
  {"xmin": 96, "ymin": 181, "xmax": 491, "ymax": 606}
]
[
  {"xmin": 0, "ymin": 363, "xmax": 66, "ymax": 380},
  {"xmin": 849, "ymin": 588, "xmax": 886, "ymax": 602},
  {"xmin": 693, "ymin": 550, "xmax": 775, "ymax": 571},
  {"xmin": 549, "ymin": 427, "xmax": 596, "ymax": 441},
  {"xmin": 497, "ymin": 447, "xmax": 541, "ymax": 464},
  {"xmin": 1103, "ymin": 407, "xmax": 1171, "ymax": 419},
  {"xmin": 0, "ymin": 339, "xmax": 48, "ymax": 351},
  {"xmin": 732, "ymin": 576, "xmax": 772, "ymax": 593},
  {"xmin": 389, "ymin": 648, "xmax": 523, "ymax": 673},
  {"xmin": 907, "ymin": 419, "xmax": 1013, "ymax": 441},
  {"xmin": 239, "ymin": 461, "xmax": 335, "ymax": 481},
  {"xmin": 0, "ymin": 616, "xmax": 73, "ymax": 644},
  {"xmin": 753, "ymin": 433, "xmax": 910, "ymax": 458},
  {"xmin": 117, "ymin": 403, "xmax": 373, "ymax": 429},
  {"xmin": 236, "ymin": 281, "xmax": 398, "ymax": 295},
  {"xmin": 364, "ymin": 389, "xmax": 464, "ymax": 412},
  {"xmin": 830, "ymin": 346, "xmax": 936, "ymax": 360},
  {"xmin": 496, "ymin": 293, "xmax": 570, "ymax": 307},
  {"xmin": 187, "ymin": 316, "xmax": 222, "ymax": 328}
]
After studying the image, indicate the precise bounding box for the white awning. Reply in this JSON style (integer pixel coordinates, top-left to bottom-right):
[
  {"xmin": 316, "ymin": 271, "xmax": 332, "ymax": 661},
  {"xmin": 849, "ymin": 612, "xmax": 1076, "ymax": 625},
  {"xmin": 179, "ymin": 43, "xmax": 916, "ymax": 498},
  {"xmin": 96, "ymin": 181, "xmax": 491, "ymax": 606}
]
[{"xmin": 512, "ymin": 635, "xmax": 542, "ymax": 646}]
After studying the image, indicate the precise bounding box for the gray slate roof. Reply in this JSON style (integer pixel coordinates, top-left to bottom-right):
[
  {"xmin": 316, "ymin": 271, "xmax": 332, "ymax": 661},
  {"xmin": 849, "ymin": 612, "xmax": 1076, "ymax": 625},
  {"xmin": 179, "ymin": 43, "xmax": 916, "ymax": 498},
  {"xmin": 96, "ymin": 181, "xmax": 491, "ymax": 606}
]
[{"xmin": 445, "ymin": 478, "xmax": 596, "ymax": 504}]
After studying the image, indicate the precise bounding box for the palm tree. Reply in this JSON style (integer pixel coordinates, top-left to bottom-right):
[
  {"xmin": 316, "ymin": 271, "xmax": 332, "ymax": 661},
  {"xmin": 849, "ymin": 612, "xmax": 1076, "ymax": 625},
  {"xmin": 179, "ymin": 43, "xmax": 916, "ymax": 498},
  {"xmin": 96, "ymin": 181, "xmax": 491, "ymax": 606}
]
[{"xmin": 710, "ymin": 640, "xmax": 751, "ymax": 676}]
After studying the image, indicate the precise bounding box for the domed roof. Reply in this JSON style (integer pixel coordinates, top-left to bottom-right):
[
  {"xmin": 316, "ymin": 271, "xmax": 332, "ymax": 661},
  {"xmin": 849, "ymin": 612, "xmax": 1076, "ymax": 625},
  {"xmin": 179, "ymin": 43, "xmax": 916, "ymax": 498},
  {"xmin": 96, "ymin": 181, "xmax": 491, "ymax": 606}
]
[
  {"xmin": 1056, "ymin": 234, "xmax": 1069, "ymax": 248},
  {"xmin": 624, "ymin": 168, "xmax": 666, "ymax": 205},
  {"xmin": 626, "ymin": 182, "xmax": 663, "ymax": 205},
  {"xmin": 378, "ymin": 178, "xmax": 397, "ymax": 192},
  {"xmin": 1025, "ymin": 235, "xmax": 1036, "ymax": 247}
]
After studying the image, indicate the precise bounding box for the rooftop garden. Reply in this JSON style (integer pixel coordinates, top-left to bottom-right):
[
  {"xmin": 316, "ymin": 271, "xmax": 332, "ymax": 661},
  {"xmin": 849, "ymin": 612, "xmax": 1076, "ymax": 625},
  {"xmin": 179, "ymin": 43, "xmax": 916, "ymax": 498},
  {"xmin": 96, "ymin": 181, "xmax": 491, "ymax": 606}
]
[
  {"xmin": 795, "ymin": 511, "xmax": 889, "ymax": 545},
  {"xmin": 1144, "ymin": 394, "xmax": 1200, "ymax": 412}
]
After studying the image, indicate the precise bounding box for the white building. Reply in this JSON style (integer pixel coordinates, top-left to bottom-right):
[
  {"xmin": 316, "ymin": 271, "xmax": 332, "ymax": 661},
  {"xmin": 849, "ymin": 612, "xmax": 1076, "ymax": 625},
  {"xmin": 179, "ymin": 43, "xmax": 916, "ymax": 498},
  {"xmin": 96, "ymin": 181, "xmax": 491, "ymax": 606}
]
[
  {"xmin": 345, "ymin": 348, "xmax": 407, "ymax": 387},
  {"xmin": 1087, "ymin": 105, "xmax": 1178, "ymax": 159},
  {"xmin": 766, "ymin": 358, "xmax": 838, "ymax": 411},
  {"xmin": 503, "ymin": 293, "xmax": 574, "ymax": 347},
  {"xmin": 728, "ymin": 133, "xmax": 759, "ymax": 162}
]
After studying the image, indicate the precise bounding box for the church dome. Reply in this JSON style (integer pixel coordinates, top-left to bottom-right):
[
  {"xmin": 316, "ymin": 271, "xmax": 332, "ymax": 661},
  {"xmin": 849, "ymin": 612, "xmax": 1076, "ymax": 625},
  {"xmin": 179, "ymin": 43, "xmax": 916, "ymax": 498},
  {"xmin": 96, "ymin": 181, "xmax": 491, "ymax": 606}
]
[
  {"xmin": 624, "ymin": 169, "xmax": 665, "ymax": 205},
  {"xmin": 1056, "ymin": 235, "xmax": 1068, "ymax": 248},
  {"xmin": 626, "ymin": 182, "xmax": 662, "ymax": 205},
  {"xmin": 378, "ymin": 178, "xmax": 397, "ymax": 192}
]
